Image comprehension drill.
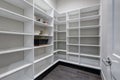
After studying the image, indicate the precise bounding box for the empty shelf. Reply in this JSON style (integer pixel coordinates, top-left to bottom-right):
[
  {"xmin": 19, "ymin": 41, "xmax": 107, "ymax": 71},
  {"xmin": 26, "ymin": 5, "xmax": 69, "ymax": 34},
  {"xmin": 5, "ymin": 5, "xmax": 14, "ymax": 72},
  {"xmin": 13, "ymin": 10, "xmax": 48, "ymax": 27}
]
[{"xmin": 0, "ymin": 8, "xmax": 32, "ymax": 22}]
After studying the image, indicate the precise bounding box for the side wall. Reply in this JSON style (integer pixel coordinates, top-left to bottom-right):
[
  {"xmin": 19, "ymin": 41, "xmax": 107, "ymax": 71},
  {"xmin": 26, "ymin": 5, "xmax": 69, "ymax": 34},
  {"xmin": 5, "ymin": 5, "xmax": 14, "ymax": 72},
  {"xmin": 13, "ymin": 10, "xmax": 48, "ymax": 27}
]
[{"xmin": 100, "ymin": 0, "xmax": 113, "ymax": 80}]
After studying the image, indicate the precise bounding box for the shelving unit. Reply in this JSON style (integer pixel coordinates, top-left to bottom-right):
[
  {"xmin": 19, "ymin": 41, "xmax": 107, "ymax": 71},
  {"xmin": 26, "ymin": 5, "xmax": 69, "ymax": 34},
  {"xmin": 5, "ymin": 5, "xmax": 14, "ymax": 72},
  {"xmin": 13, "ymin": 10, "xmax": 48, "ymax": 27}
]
[
  {"xmin": 54, "ymin": 12, "xmax": 67, "ymax": 61},
  {"xmin": 34, "ymin": 55, "xmax": 53, "ymax": 78},
  {"xmin": 0, "ymin": 0, "xmax": 101, "ymax": 79},
  {"xmin": 33, "ymin": 0, "xmax": 54, "ymax": 79},
  {"xmin": 53, "ymin": 4, "xmax": 101, "ymax": 70},
  {"xmin": 1, "ymin": 65, "xmax": 33, "ymax": 80},
  {"xmin": 0, "ymin": 0, "xmax": 34, "ymax": 79},
  {"xmin": 80, "ymin": 5, "xmax": 100, "ymax": 69},
  {"xmin": 66, "ymin": 9, "xmax": 80, "ymax": 64},
  {"xmin": 0, "ymin": 0, "xmax": 54, "ymax": 80},
  {"xmin": 54, "ymin": 51, "xmax": 66, "ymax": 61}
]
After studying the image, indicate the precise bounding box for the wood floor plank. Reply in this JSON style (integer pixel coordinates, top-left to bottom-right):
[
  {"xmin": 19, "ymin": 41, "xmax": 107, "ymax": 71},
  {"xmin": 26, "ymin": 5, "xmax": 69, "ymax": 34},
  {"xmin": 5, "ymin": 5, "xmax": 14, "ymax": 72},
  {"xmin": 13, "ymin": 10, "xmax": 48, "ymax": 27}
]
[{"xmin": 42, "ymin": 65, "xmax": 101, "ymax": 80}]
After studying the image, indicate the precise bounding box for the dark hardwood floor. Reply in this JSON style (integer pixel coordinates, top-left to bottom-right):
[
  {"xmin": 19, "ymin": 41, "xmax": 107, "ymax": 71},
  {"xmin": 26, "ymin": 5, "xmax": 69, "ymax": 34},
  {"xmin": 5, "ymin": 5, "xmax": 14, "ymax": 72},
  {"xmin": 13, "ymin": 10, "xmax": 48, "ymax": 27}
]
[{"xmin": 42, "ymin": 65, "xmax": 101, "ymax": 80}]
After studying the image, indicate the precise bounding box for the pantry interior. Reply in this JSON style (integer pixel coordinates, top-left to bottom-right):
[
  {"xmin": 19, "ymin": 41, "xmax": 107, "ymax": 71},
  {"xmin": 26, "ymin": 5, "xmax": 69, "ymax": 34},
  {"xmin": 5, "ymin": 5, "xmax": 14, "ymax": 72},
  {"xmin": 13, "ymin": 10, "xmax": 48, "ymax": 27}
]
[{"xmin": 0, "ymin": 0, "xmax": 119, "ymax": 80}]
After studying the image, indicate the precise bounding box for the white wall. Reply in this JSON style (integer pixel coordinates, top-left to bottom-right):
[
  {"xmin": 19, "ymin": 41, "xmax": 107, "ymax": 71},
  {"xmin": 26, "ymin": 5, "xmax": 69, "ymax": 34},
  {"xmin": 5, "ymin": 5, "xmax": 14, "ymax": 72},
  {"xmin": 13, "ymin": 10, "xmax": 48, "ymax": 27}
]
[
  {"xmin": 56, "ymin": 0, "xmax": 100, "ymax": 13},
  {"xmin": 100, "ymin": 0, "xmax": 113, "ymax": 80}
]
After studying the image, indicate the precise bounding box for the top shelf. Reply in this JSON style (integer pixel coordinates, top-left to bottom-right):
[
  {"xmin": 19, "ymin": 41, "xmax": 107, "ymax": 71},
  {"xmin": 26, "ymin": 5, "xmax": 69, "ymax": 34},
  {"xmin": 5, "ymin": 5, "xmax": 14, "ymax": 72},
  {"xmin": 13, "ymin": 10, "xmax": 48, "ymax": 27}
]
[
  {"xmin": 80, "ymin": 4, "xmax": 100, "ymax": 13},
  {"xmin": 34, "ymin": 6, "xmax": 52, "ymax": 20},
  {"xmin": 34, "ymin": 0, "xmax": 53, "ymax": 19},
  {"xmin": 0, "ymin": 8, "xmax": 33, "ymax": 22},
  {"xmin": 54, "ymin": 12, "xmax": 66, "ymax": 18},
  {"xmin": 4, "ymin": 0, "xmax": 33, "ymax": 9},
  {"xmin": 80, "ymin": 15, "xmax": 100, "ymax": 21}
]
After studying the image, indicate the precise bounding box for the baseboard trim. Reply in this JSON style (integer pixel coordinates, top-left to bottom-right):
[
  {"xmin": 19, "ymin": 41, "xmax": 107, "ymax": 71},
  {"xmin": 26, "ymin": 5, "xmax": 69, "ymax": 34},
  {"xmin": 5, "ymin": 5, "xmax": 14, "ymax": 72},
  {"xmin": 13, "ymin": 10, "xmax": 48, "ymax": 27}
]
[{"xmin": 35, "ymin": 60, "xmax": 101, "ymax": 80}]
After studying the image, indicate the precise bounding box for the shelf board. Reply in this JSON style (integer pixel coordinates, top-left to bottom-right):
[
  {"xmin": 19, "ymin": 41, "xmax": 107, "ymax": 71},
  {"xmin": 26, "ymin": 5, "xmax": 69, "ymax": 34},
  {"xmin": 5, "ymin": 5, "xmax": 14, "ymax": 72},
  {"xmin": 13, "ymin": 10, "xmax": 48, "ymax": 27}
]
[
  {"xmin": 54, "ymin": 50, "xmax": 67, "ymax": 53},
  {"xmin": 0, "ymin": 31, "xmax": 33, "ymax": 36},
  {"xmin": 54, "ymin": 20, "xmax": 66, "ymax": 24},
  {"xmin": 80, "ymin": 25, "xmax": 100, "ymax": 29},
  {"xmin": 80, "ymin": 54, "xmax": 100, "ymax": 58},
  {"xmin": 34, "ymin": 60, "xmax": 58, "ymax": 79},
  {"xmin": 34, "ymin": 44, "xmax": 53, "ymax": 49},
  {"xmin": 80, "ymin": 44, "xmax": 100, "ymax": 47},
  {"xmin": 67, "ymin": 27, "xmax": 79, "ymax": 30},
  {"xmin": 54, "ymin": 31, "xmax": 66, "ymax": 33},
  {"xmin": 67, "ymin": 52, "xmax": 79, "ymax": 55},
  {"xmin": 80, "ymin": 15, "xmax": 100, "ymax": 21},
  {"xmin": 34, "ymin": 6, "xmax": 52, "ymax": 20},
  {"xmin": 54, "ymin": 12, "xmax": 66, "ymax": 17},
  {"xmin": 34, "ymin": 54, "xmax": 53, "ymax": 63},
  {"xmin": 68, "ymin": 18, "xmax": 80, "ymax": 22},
  {"xmin": 68, "ymin": 36, "xmax": 79, "ymax": 38},
  {"xmin": 80, "ymin": 63, "xmax": 101, "ymax": 70},
  {"xmin": 80, "ymin": 4, "xmax": 100, "ymax": 13},
  {"xmin": 0, "ymin": 47, "xmax": 32, "ymax": 55},
  {"xmin": 4, "ymin": 0, "xmax": 33, "ymax": 9},
  {"xmin": 0, "ymin": 62, "xmax": 32, "ymax": 79},
  {"xmin": 54, "ymin": 40, "xmax": 66, "ymax": 42},
  {"xmin": 59, "ymin": 59, "xmax": 79, "ymax": 65},
  {"xmin": 67, "ymin": 44, "xmax": 79, "ymax": 46},
  {"xmin": 59, "ymin": 59, "xmax": 100, "ymax": 70},
  {"xmin": 34, "ymin": 21, "xmax": 53, "ymax": 28},
  {"xmin": 0, "ymin": 8, "xmax": 33, "ymax": 22},
  {"xmin": 80, "ymin": 35, "xmax": 100, "ymax": 37},
  {"xmin": 34, "ymin": 34, "xmax": 53, "ymax": 37},
  {"xmin": 68, "ymin": 35, "xmax": 100, "ymax": 37}
]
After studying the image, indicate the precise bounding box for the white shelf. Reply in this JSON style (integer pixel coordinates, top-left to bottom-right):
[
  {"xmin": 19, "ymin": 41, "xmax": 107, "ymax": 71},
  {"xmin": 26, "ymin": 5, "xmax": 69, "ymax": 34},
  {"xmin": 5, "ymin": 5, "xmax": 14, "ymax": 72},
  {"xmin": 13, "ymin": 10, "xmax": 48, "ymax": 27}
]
[
  {"xmin": 59, "ymin": 59, "xmax": 79, "ymax": 65},
  {"xmin": 67, "ymin": 44, "xmax": 79, "ymax": 46},
  {"xmin": 54, "ymin": 31, "xmax": 66, "ymax": 33},
  {"xmin": 80, "ymin": 25, "xmax": 99, "ymax": 29},
  {"xmin": 4, "ymin": 0, "xmax": 33, "ymax": 9},
  {"xmin": 68, "ymin": 18, "xmax": 80, "ymax": 22},
  {"xmin": 34, "ymin": 60, "xmax": 58, "ymax": 79},
  {"xmin": 34, "ymin": 54, "xmax": 53, "ymax": 63},
  {"xmin": 80, "ymin": 15, "xmax": 100, "ymax": 21},
  {"xmin": 80, "ymin": 54, "xmax": 100, "ymax": 58},
  {"xmin": 68, "ymin": 36, "xmax": 79, "ymax": 38},
  {"xmin": 54, "ymin": 20, "xmax": 66, "ymax": 24},
  {"xmin": 34, "ymin": 44, "xmax": 53, "ymax": 49},
  {"xmin": 80, "ymin": 4, "xmax": 100, "ymax": 13},
  {"xmin": 54, "ymin": 40, "xmax": 66, "ymax": 42},
  {"xmin": 0, "ymin": 31, "xmax": 33, "ymax": 35},
  {"xmin": 67, "ymin": 27, "xmax": 79, "ymax": 30},
  {"xmin": 0, "ymin": 47, "xmax": 32, "ymax": 55},
  {"xmin": 80, "ymin": 64, "xmax": 101, "ymax": 70},
  {"xmin": 54, "ymin": 50, "xmax": 67, "ymax": 53},
  {"xmin": 34, "ymin": 34, "xmax": 53, "ymax": 37},
  {"xmin": 34, "ymin": 6, "xmax": 52, "ymax": 20},
  {"xmin": 67, "ymin": 52, "xmax": 79, "ymax": 55},
  {"xmin": 59, "ymin": 59, "xmax": 100, "ymax": 70},
  {"xmin": 34, "ymin": 20, "xmax": 53, "ymax": 28},
  {"xmin": 80, "ymin": 44, "xmax": 100, "ymax": 47},
  {"xmin": 0, "ymin": 8, "xmax": 32, "ymax": 22},
  {"xmin": 80, "ymin": 35, "xmax": 100, "ymax": 37},
  {"xmin": 0, "ymin": 62, "xmax": 32, "ymax": 79}
]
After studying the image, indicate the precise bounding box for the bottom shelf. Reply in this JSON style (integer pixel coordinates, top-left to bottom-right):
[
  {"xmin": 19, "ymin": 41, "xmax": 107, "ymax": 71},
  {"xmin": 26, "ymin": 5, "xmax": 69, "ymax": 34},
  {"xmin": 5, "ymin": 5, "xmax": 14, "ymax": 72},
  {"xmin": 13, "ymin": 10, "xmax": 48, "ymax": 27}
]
[
  {"xmin": 1, "ymin": 65, "xmax": 33, "ymax": 80},
  {"xmin": 34, "ymin": 55, "xmax": 53, "ymax": 78},
  {"xmin": 80, "ymin": 64, "xmax": 100, "ymax": 70},
  {"xmin": 67, "ymin": 54, "xmax": 79, "ymax": 63},
  {"xmin": 80, "ymin": 56, "xmax": 100, "ymax": 69},
  {"xmin": 54, "ymin": 51, "xmax": 66, "ymax": 61}
]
